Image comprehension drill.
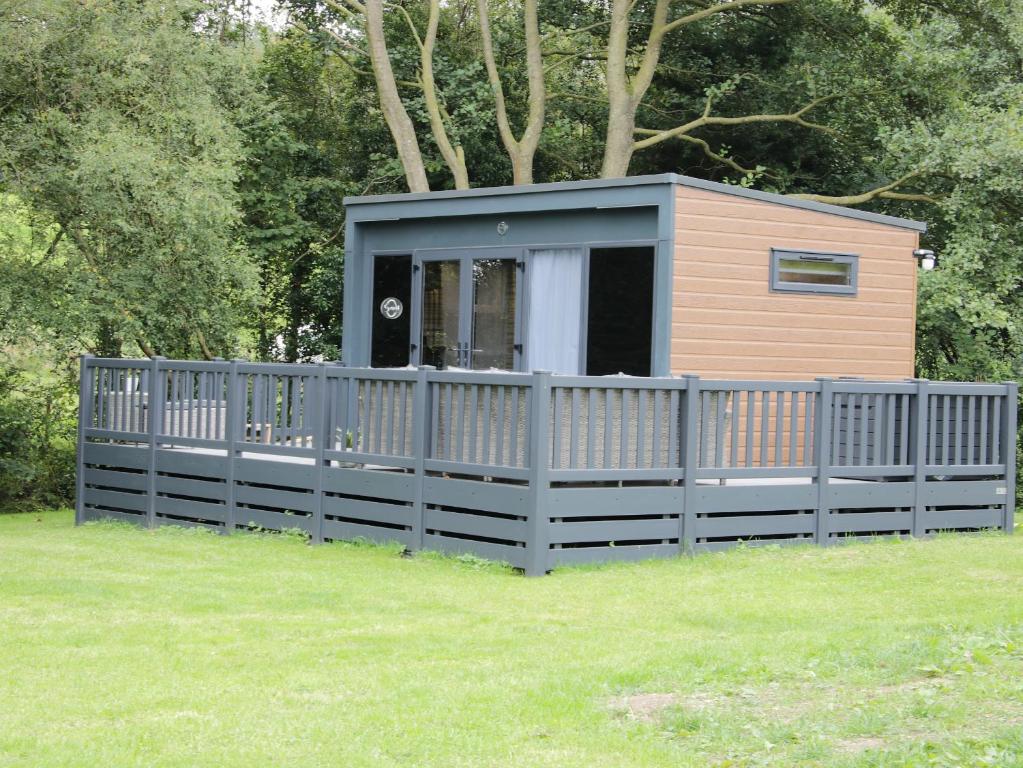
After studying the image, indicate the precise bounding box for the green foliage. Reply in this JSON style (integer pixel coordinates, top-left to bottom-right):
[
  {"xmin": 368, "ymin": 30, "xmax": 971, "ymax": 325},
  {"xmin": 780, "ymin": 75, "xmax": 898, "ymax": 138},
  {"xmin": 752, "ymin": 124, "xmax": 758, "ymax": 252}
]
[
  {"xmin": 0, "ymin": 0, "xmax": 258, "ymax": 359},
  {"xmin": 0, "ymin": 359, "xmax": 77, "ymax": 509}
]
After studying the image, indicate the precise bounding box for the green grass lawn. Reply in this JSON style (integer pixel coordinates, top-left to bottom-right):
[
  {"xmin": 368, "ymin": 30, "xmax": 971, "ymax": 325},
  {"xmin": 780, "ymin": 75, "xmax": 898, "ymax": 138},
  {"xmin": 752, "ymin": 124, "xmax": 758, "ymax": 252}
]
[{"xmin": 1, "ymin": 510, "xmax": 1022, "ymax": 767}]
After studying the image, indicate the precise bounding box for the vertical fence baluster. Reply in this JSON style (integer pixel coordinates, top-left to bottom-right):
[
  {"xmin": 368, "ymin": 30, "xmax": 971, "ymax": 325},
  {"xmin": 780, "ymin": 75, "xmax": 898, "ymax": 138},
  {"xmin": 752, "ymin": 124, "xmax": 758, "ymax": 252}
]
[
  {"xmin": 712, "ymin": 390, "xmax": 724, "ymax": 469},
  {"xmin": 846, "ymin": 393, "xmax": 857, "ymax": 467},
  {"xmin": 653, "ymin": 389, "xmax": 664, "ymax": 468},
  {"xmin": 774, "ymin": 390, "xmax": 785, "ymax": 467},
  {"xmin": 481, "ymin": 385, "xmax": 492, "ymax": 464},
  {"xmin": 570, "ymin": 388, "xmax": 582, "ymax": 469},
  {"xmin": 743, "ymin": 391, "xmax": 754, "ymax": 468},
  {"xmin": 510, "ymin": 386, "xmax": 521, "ymax": 467},
  {"xmin": 966, "ymin": 395, "xmax": 975, "ymax": 466},
  {"xmin": 803, "ymin": 390, "xmax": 814, "ymax": 467},
  {"xmin": 467, "ymin": 383, "xmax": 478, "ymax": 464},
  {"xmin": 494, "ymin": 385, "xmax": 505, "ymax": 466},
  {"xmin": 637, "ymin": 388, "xmax": 648, "ymax": 469},
  {"xmin": 552, "ymin": 387, "xmax": 564, "ymax": 470},
  {"xmin": 587, "ymin": 387, "xmax": 598, "ymax": 469},
  {"xmin": 603, "ymin": 390, "xmax": 614, "ymax": 469},
  {"xmin": 992, "ymin": 397, "xmax": 1001, "ymax": 466},
  {"xmin": 953, "ymin": 395, "xmax": 963, "ymax": 466},
  {"xmin": 980, "ymin": 397, "xmax": 989, "ymax": 466},
  {"xmin": 941, "ymin": 394, "xmax": 951, "ymax": 467},
  {"xmin": 728, "ymin": 391, "xmax": 739, "ymax": 469},
  {"xmin": 620, "ymin": 389, "xmax": 631, "ymax": 470},
  {"xmin": 759, "ymin": 389, "xmax": 770, "ymax": 468}
]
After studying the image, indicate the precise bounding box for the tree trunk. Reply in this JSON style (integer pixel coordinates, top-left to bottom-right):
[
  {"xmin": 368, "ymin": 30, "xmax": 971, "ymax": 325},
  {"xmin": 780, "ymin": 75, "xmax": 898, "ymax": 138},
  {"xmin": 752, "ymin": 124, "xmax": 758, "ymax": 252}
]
[
  {"xmin": 602, "ymin": 101, "xmax": 637, "ymax": 178},
  {"xmin": 478, "ymin": 0, "xmax": 545, "ymax": 185},
  {"xmin": 421, "ymin": 0, "xmax": 469, "ymax": 189},
  {"xmin": 364, "ymin": 0, "xmax": 430, "ymax": 193}
]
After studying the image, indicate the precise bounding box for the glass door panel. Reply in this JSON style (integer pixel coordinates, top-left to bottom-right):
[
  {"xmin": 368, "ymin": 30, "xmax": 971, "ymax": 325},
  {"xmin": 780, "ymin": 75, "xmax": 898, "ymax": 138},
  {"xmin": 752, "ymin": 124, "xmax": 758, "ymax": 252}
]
[
  {"xmin": 470, "ymin": 258, "xmax": 517, "ymax": 370},
  {"xmin": 421, "ymin": 259, "xmax": 462, "ymax": 368}
]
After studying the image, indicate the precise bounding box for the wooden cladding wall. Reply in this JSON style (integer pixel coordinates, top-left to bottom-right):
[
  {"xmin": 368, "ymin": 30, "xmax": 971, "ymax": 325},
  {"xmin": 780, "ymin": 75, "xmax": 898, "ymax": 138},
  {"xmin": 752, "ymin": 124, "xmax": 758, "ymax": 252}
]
[{"xmin": 672, "ymin": 185, "xmax": 919, "ymax": 380}]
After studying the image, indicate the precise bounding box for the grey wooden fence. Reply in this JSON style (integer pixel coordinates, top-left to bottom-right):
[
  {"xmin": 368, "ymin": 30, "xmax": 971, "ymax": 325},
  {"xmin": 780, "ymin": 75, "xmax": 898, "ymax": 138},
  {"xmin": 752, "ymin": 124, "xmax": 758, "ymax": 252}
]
[{"xmin": 76, "ymin": 357, "xmax": 1018, "ymax": 575}]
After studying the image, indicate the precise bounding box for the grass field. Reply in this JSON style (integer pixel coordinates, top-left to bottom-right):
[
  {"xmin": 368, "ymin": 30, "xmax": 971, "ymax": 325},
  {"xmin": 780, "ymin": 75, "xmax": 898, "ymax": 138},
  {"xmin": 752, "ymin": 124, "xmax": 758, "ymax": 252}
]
[{"xmin": 1, "ymin": 510, "xmax": 1022, "ymax": 767}]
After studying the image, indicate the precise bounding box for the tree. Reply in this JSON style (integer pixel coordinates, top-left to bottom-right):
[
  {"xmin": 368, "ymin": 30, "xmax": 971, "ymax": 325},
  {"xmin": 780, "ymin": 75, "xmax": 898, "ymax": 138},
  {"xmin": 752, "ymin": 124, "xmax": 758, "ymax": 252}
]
[{"xmin": 0, "ymin": 0, "xmax": 258, "ymax": 359}]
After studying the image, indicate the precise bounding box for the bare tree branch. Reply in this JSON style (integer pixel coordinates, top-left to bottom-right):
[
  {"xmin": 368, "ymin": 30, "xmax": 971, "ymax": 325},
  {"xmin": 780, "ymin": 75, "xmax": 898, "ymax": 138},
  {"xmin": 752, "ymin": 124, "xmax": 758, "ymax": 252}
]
[
  {"xmin": 789, "ymin": 172, "xmax": 936, "ymax": 206},
  {"xmin": 632, "ymin": 93, "xmax": 838, "ymax": 151},
  {"xmin": 676, "ymin": 134, "xmax": 777, "ymax": 178}
]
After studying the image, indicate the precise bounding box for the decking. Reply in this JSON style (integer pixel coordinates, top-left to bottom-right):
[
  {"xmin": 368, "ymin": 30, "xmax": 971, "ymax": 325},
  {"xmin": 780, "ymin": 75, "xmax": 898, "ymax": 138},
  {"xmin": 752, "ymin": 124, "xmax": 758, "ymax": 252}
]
[{"xmin": 76, "ymin": 357, "xmax": 1017, "ymax": 575}]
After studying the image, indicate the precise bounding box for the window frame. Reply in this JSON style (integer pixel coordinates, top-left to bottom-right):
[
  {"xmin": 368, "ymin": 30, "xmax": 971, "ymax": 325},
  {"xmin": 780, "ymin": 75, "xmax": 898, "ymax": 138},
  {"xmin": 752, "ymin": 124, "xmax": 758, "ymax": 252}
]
[{"xmin": 769, "ymin": 248, "xmax": 859, "ymax": 297}]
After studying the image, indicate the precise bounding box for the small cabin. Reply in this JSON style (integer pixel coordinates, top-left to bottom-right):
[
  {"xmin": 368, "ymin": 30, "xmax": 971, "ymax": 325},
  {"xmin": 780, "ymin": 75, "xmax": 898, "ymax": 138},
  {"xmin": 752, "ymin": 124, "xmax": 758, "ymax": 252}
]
[{"xmin": 342, "ymin": 174, "xmax": 926, "ymax": 380}]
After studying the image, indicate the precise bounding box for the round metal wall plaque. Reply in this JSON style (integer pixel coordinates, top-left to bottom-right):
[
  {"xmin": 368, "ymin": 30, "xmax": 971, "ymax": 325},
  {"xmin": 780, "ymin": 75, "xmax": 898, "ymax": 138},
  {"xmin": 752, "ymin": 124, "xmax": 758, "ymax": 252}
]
[
  {"xmin": 496, "ymin": 221, "xmax": 509, "ymax": 235},
  {"xmin": 379, "ymin": 297, "xmax": 404, "ymax": 320}
]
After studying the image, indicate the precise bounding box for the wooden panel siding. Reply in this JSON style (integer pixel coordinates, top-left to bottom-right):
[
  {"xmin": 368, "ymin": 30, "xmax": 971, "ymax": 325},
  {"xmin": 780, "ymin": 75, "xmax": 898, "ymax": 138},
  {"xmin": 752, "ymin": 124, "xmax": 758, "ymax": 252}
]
[{"xmin": 672, "ymin": 186, "xmax": 919, "ymax": 380}]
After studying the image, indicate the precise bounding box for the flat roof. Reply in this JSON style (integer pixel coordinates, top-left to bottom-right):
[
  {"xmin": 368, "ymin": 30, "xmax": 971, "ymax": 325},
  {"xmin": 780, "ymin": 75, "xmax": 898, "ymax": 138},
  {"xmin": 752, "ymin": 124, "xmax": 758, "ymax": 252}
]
[{"xmin": 344, "ymin": 173, "xmax": 927, "ymax": 233}]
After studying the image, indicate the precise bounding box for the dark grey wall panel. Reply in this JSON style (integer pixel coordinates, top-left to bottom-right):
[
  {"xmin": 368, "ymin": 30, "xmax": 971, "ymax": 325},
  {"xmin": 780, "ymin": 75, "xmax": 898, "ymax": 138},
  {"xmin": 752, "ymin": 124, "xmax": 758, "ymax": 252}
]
[
  {"xmin": 155, "ymin": 449, "xmax": 227, "ymax": 477},
  {"xmin": 422, "ymin": 476, "xmax": 528, "ymax": 515},
  {"xmin": 827, "ymin": 482, "xmax": 914, "ymax": 508},
  {"xmin": 694, "ymin": 513, "xmax": 815, "ymax": 539},
  {"xmin": 424, "ymin": 508, "xmax": 527, "ymax": 543},
  {"xmin": 155, "ymin": 496, "xmax": 227, "ymax": 523},
  {"xmin": 693, "ymin": 484, "xmax": 817, "ymax": 513},
  {"xmin": 155, "ymin": 475, "xmax": 227, "ymax": 502},
  {"xmin": 235, "ymin": 484, "xmax": 316, "ymax": 514},
  {"xmin": 322, "ymin": 467, "xmax": 416, "ymax": 500},
  {"xmin": 84, "ymin": 467, "xmax": 147, "ymax": 492},
  {"xmin": 828, "ymin": 511, "xmax": 912, "ymax": 534},
  {"xmin": 234, "ymin": 458, "xmax": 316, "ymax": 488},
  {"xmin": 83, "ymin": 487, "xmax": 148, "ymax": 512},
  {"xmin": 548, "ymin": 486, "xmax": 685, "ymax": 518},
  {"xmin": 323, "ymin": 496, "xmax": 414, "ymax": 527},
  {"xmin": 925, "ymin": 508, "xmax": 1002, "ymax": 530},
  {"xmin": 84, "ymin": 442, "xmax": 150, "ymax": 470},
  {"xmin": 548, "ymin": 518, "xmax": 679, "ymax": 545}
]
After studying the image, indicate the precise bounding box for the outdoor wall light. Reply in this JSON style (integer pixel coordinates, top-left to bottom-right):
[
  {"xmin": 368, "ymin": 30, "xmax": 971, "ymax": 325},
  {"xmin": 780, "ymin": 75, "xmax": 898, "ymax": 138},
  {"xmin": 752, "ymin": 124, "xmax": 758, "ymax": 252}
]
[{"xmin": 913, "ymin": 248, "xmax": 937, "ymax": 270}]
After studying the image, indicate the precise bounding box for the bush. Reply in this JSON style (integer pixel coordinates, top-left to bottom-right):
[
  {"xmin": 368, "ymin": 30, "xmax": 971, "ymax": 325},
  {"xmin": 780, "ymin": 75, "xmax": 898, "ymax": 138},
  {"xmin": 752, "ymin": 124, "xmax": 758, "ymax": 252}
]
[{"xmin": 0, "ymin": 365, "xmax": 77, "ymax": 511}]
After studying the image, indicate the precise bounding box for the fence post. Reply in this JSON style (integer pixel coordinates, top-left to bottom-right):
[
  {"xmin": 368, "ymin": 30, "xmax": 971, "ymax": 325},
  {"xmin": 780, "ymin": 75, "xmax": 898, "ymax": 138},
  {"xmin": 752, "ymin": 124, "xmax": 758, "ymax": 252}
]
[
  {"xmin": 525, "ymin": 371, "xmax": 552, "ymax": 576},
  {"xmin": 1002, "ymin": 381, "xmax": 1018, "ymax": 534},
  {"xmin": 910, "ymin": 378, "xmax": 930, "ymax": 539},
  {"xmin": 813, "ymin": 378, "xmax": 833, "ymax": 545},
  {"xmin": 75, "ymin": 354, "xmax": 94, "ymax": 526},
  {"xmin": 224, "ymin": 359, "xmax": 245, "ymax": 534},
  {"xmin": 311, "ymin": 362, "xmax": 329, "ymax": 544},
  {"xmin": 679, "ymin": 374, "xmax": 700, "ymax": 554},
  {"xmin": 145, "ymin": 356, "xmax": 165, "ymax": 530},
  {"xmin": 411, "ymin": 366, "xmax": 435, "ymax": 552}
]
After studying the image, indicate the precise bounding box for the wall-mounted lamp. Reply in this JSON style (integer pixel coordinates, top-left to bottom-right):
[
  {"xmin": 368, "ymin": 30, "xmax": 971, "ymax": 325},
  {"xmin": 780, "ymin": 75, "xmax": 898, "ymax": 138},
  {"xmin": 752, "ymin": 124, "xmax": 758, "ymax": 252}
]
[{"xmin": 913, "ymin": 248, "xmax": 938, "ymax": 271}]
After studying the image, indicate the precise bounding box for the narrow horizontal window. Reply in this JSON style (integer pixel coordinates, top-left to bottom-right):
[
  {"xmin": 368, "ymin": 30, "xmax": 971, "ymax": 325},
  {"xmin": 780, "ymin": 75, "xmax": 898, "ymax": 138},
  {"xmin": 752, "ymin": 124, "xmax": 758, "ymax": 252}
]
[{"xmin": 770, "ymin": 249, "xmax": 858, "ymax": 296}]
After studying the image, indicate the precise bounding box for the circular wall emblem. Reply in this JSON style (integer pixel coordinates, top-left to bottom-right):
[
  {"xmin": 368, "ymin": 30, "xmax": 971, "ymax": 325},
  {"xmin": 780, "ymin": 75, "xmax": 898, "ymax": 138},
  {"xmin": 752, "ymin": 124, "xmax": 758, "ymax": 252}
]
[
  {"xmin": 496, "ymin": 221, "xmax": 509, "ymax": 235},
  {"xmin": 379, "ymin": 297, "xmax": 403, "ymax": 320}
]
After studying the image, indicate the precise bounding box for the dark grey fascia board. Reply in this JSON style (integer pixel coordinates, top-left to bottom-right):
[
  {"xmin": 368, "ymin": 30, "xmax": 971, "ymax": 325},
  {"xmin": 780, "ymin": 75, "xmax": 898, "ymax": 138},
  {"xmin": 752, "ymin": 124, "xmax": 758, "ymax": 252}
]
[
  {"xmin": 676, "ymin": 175, "xmax": 927, "ymax": 233},
  {"xmin": 343, "ymin": 173, "xmax": 676, "ymax": 207},
  {"xmin": 344, "ymin": 172, "xmax": 927, "ymax": 233},
  {"xmin": 344, "ymin": 178, "xmax": 672, "ymax": 224}
]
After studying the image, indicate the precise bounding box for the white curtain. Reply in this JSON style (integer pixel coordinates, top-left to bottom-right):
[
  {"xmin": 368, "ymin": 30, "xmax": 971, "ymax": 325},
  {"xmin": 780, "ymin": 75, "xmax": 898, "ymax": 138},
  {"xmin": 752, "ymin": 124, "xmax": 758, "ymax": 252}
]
[{"xmin": 526, "ymin": 248, "xmax": 585, "ymax": 374}]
